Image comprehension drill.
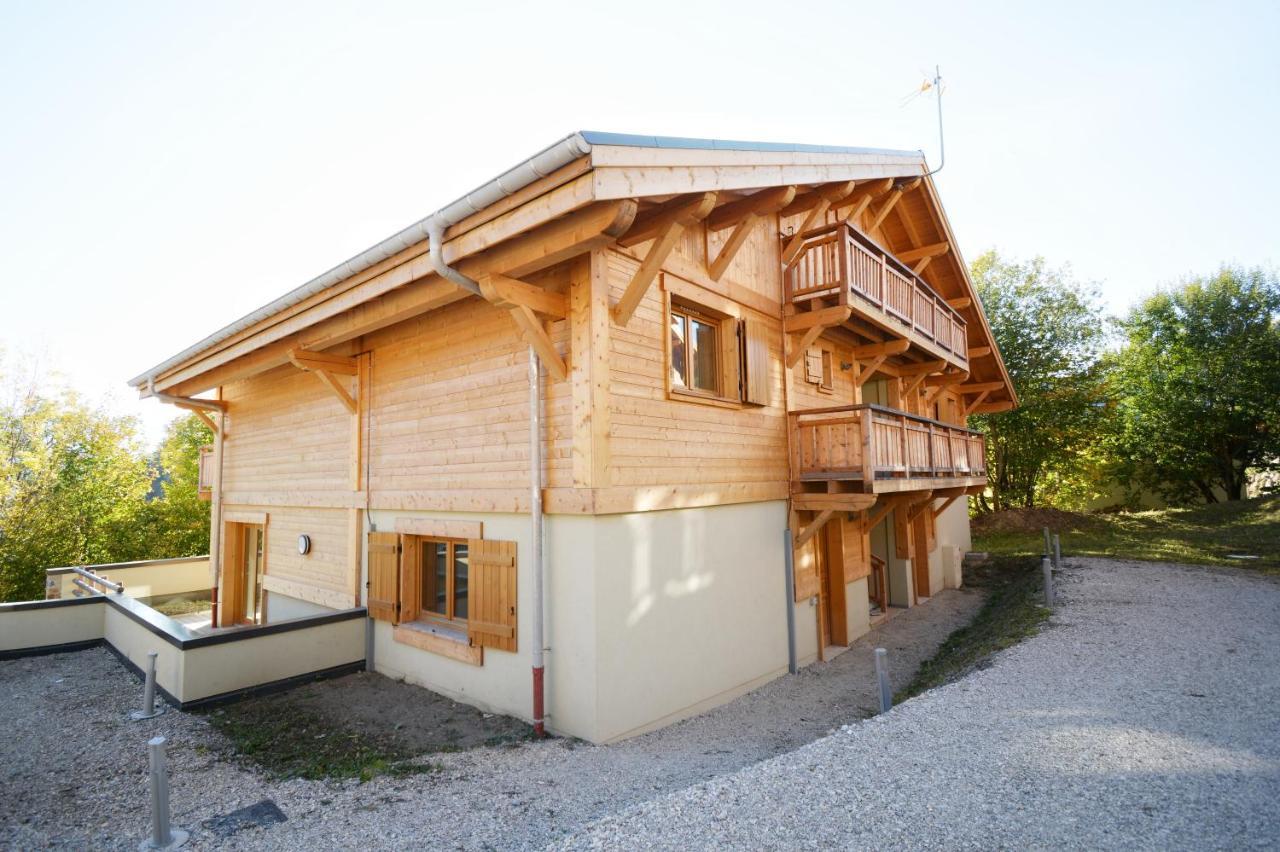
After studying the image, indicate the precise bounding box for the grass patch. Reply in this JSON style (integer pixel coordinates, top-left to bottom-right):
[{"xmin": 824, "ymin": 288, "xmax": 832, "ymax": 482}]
[
  {"xmin": 973, "ymin": 495, "xmax": 1279, "ymax": 574},
  {"xmin": 150, "ymin": 597, "xmax": 211, "ymax": 617},
  {"xmin": 897, "ymin": 555, "xmax": 1049, "ymax": 702},
  {"xmin": 203, "ymin": 702, "xmax": 438, "ymax": 782}
]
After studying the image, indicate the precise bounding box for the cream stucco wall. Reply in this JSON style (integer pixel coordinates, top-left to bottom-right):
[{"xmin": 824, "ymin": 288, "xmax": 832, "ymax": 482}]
[
  {"xmin": 0, "ymin": 601, "xmax": 105, "ymax": 652},
  {"xmin": 845, "ymin": 578, "xmax": 871, "ymax": 641},
  {"xmin": 588, "ymin": 500, "xmax": 790, "ymax": 742},
  {"xmin": 47, "ymin": 557, "xmax": 209, "ymax": 601}
]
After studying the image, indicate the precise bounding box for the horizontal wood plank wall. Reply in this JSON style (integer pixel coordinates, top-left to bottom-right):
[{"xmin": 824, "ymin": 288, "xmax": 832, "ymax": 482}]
[
  {"xmin": 603, "ymin": 241, "xmax": 790, "ymax": 494},
  {"xmin": 364, "ymin": 275, "xmax": 572, "ymax": 513},
  {"xmin": 222, "ymin": 364, "xmax": 357, "ymax": 608}
]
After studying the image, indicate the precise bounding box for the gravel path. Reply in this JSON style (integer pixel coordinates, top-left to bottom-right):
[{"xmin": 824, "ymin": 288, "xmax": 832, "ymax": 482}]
[
  {"xmin": 0, "ymin": 585, "xmax": 981, "ymax": 849},
  {"xmin": 559, "ymin": 558, "xmax": 1280, "ymax": 850}
]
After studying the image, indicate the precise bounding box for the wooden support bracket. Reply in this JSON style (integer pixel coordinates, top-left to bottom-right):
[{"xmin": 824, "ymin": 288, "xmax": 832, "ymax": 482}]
[
  {"xmin": 289, "ymin": 348, "xmax": 358, "ymax": 414},
  {"xmin": 508, "ymin": 304, "xmax": 569, "ymax": 382},
  {"xmin": 967, "ymin": 346, "xmax": 992, "ymax": 359},
  {"xmin": 962, "ymin": 390, "xmax": 992, "ymax": 417},
  {"xmin": 178, "ymin": 404, "xmax": 220, "ymax": 434},
  {"xmin": 477, "ymin": 273, "xmax": 568, "ymax": 319},
  {"xmin": 947, "ymin": 297, "xmax": 973, "ymax": 311},
  {"xmin": 613, "ymin": 192, "xmax": 717, "ymax": 326},
  {"xmin": 794, "ymin": 508, "xmax": 835, "ymax": 549},
  {"xmin": 784, "ymin": 306, "xmax": 851, "ymax": 368},
  {"xmin": 897, "ymin": 241, "xmax": 951, "ymax": 264},
  {"xmin": 853, "ymin": 354, "xmax": 889, "ymax": 388},
  {"xmin": 851, "ymin": 339, "xmax": 910, "ymax": 360},
  {"xmin": 706, "ymin": 186, "xmax": 796, "ymax": 281}
]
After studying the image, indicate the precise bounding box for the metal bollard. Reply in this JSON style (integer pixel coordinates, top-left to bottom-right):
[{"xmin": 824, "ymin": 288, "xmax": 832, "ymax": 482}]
[
  {"xmin": 130, "ymin": 652, "xmax": 164, "ymax": 721},
  {"xmin": 1041, "ymin": 555, "xmax": 1055, "ymax": 609},
  {"xmin": 144, "ymin": 736, "xmax": 188, "ymax": 849},
  {"xmin": 1042, "ymin": 527, "xmax": 1051, "ymax": 558},
  {"xmin": 1053, "ymin": 534, "xmax": 1062, "ymax": 571},
  {"xmin": 875, "ymin": 648, "xmax": 892, "ymax": 713}
]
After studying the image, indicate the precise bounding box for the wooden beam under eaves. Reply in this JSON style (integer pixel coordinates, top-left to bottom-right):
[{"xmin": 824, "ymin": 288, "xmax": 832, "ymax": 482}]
[
  {"xmin": 176, "ymin": 404, "xmax": 219, "ymax": 434},
  {"xmin": 613, "ymin": 192, "xmax": 717, "ymax": 326},
  {"xmin": 967, "ymin": 346, "xmax": 992, "ymax": 359},
  {"xmin": 957, "ymin": 381, "xmax": 1005, "ymax": 394},
  {"xmin": 851, "ymin": 339, "xmax": 910, "ymax": 360},
  {"xmin": 947, "ymin": 297, "xmax": 973, "ymax": 311},
  {"xmin": 924, "ymin": 370, "xmax": 969, "ymax": 405},
  {"xmin": 706, "ymin": 186, "xmax": 796, "ymax": 281},
  {"xmin": 867, "ymin": 178, "xmax": 922, "ymax": 233},
  {"xmin": 779, "ymin": 182, "xmax": 857, "ymax": 267},
  {"xmin": 896, "ymin": 359, "xmax": 947, "ymax": 376},
  {"xmin": 897, "ymin": 241, "xmax": 951, "ymax": 264},
  {"xmin": 962, "ymin": 390, "xmax": 991, "ymax": 417},
  {"xmin": 289, "ymin": 348, "xmax": 359, "ymax": 414},
  {"xmin": 783, "ymin": 306, "xmax": 851, "ymax": 368},
  {"xmin": 972, "ymin": 400, "xmax": 1016, "ymax": 415},
  {"xmin": 478, "ymin": 274, "xmax": 569, "ymax": 381},
  {"xmin": 854, "ymin": 354, "xmax": 889, "ymax": 388}
]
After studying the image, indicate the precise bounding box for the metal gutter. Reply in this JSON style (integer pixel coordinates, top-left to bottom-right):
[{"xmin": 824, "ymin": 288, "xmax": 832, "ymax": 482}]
[{"xmin": 130, "ymin": 131, "xmax": 922, "ymax": 390}]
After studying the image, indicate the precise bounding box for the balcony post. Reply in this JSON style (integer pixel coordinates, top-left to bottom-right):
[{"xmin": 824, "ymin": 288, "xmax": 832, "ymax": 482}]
[{"xmin": 860, "ymin": 409, "xmax": 875, "ymax": 484}]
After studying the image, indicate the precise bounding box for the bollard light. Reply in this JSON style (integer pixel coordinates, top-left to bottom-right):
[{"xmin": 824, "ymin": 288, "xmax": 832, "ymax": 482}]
[
  {"xmin": 875, "ymin": 647, "xmax": 892, "ymax": 713},
  {"xmin": 130, "ymin": 651, "xmax": 164, "ymax": 721},
  {"xmin": 143, "ymin": 736, "xmax": 188, "ymax": 850}
]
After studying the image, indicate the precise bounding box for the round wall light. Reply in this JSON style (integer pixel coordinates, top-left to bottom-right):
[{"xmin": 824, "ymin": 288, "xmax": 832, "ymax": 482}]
[{"xmin": 297, "ymin": 534, "xmax": 312, "ymax": 556}]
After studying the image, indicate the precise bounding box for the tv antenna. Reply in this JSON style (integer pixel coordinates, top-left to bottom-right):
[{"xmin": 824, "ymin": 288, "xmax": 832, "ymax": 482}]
[{"xmin": 921, "ymin": 65, "xmax": 945, "ymax": 177}]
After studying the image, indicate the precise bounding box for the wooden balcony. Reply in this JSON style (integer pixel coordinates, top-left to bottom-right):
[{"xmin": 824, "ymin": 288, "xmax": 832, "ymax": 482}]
[
  {"xmin": 785, "ymin": 222, "xmax": 969, "ymax": 370},
  {"xmin": 789, "ymin": 404, "xmax": 986, "ymax": 493}
]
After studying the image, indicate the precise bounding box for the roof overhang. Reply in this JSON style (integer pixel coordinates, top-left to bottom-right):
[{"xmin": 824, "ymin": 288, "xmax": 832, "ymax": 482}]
[{"xmin": 129, "ymin": 131, "xmax": 1013, "ymax": 407}]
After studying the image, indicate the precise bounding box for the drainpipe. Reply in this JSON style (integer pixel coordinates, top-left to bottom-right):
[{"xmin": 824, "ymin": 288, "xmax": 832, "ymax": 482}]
[
  {"xmin": 424, "ymin": 217, "xmax": 547, "ymax": 736},
  {"xmin": 426, "ymin": 216, "xmax": 482, "ymax": 296},
  {"xmin": 147, "ymin": 378, "xmax": 226, "ymax": 625},
  {"xmin": 529, "ymin": 347, "xmax": 546, "ymax": 737}
]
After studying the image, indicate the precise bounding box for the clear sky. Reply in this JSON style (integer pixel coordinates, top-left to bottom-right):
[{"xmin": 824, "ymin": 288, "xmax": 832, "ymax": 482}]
[{"xmin": 1, "ymin": 0, "xmax": 1276, "ymax": 445}]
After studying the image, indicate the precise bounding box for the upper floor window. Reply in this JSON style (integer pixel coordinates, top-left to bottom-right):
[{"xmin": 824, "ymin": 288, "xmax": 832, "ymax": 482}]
[{"xmin": 670, "ymin": 304, "xmax": 721, "ymax": 396}]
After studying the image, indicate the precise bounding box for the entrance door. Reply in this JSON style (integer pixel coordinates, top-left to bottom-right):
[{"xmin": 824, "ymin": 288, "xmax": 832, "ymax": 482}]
[
  {"xmin": 817, "ymin": 522, "xmax": 848, "ymax": 651},
  {"xmin": 222, "ymin": 522, "xmax": 265, "ymax": 625}
]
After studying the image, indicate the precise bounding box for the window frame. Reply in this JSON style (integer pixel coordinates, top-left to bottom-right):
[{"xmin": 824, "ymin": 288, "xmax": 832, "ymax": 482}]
[
  {"xmin": 669, "ymin": 301, "xmax": 725, "ymax": 399},
  {"xmin": 415, "ymin": 536, "xmax": 470, "ymax": 629}
]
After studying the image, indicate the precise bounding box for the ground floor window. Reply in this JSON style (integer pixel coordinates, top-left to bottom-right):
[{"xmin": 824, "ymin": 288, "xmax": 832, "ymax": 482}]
[{"xmin": 421, "ymin": 539, "xmax": 468, "ymax": 625}]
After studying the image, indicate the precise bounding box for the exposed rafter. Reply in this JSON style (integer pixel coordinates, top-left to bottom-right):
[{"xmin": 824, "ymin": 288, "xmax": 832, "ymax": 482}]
[
  {"xmin": 794, "ymin": 508, "xmax": 835, "ymax": 548},
  {"xmin": 288, "ymin": 348, "xmax": 358, "ymax": 414},
  {"xmin": 478, "ymin": 274, "xmax": 569, "ymax": 382},
  {"xmin": 897, "ymin": 241, "xmax": 951, "ymax": 264},
  {"xmin": 867, "ymin": 178, "xmax": 922, "ymax": 233},
  {"xmin": 947, "ymin": 297, "xmax": 973, "ymax": 311},
  {"xmin": 962, "ymin": 390, "xmax": 991, "ymax": 417},
  {"xmin": 613, "ymin": 192, "xmax": 717, "ymax": 326},
  {"xmin": 780, "ymin": 182, "xmax": 858, "ymax": 266},
  {"xmin": 854, "ymin": 354, "xmax": 889, "ymax": 388},
  {"xmin": 972, "ymin": 400, "xmax": 1016, "ymax": 415},
  {"xmin": 705, "ymin": 186, "xmax": 796, "ymax": 281},
  {"xmin": 783, "ymin": 306, "xmax": 851, "ymax": 368},
  {"xmin": 896, "ymin": 358, "xmax": 947, "ymax": 376},
  {"xmin": 851, "ymin": 339, "xmax": 910, "ymax": 360},
  {"xmin": 957, "ymin": 381, "xmax": 1005, "ymax": 394}
]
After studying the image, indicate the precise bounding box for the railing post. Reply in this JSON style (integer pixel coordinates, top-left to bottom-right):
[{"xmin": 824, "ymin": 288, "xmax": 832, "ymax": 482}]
[{"xmin": 860, "ymin": 409, "xmax": 875, "ymax": 484}]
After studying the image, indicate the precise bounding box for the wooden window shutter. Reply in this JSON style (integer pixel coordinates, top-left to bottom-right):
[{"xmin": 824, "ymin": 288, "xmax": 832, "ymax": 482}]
[
  {"xmin": 740, "ymin": 317, "xmax": 770, "ymax": 405},
  {"xmin": 399, "ymin": 535, "xmax": 421, "ymax": 623},
  {"xmin": 367, "ymin": 531, "xmax": 401, "ymax": 623},
  {"xmin": 467, "ymin": 539, "xmax": 517, "ymax": 652},
  {"xmin": 843, "ymin": 516, "xmax": 872, "ymax": 583},
  {"xmin": 804, "ymin": 348, "xmax": 823, "ymax": 384}
]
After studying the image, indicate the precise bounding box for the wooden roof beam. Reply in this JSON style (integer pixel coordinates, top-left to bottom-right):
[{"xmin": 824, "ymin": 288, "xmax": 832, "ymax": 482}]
[
  {"xmin": 706, "ymin": 186, "xmax": 797, "ymax": 281},
  {"xmin": 957, "ymin": 381, "xmax": 1006, "ymax": 394},
  {"xmin": 613, "ymin": 193, "xmax": 717, "ymax": 327},
  {"xmin": 896, "ymin": 358, "xmax": 948, "ymax": 376},
  {"xmin": 779, "ymin": 181, "xmax": 857, "ymax": 218},
  {"xmin": 794, "ymin": 508, "xmax": 835, "ymax": 548},
  {"xmin": 897, "ymin": 241, "xmax": 951, "ymax": 264},
  {"xmin": 851, "ymin": 339, "xmax": 910, "ymax": 360},
  {"xmin": 973, "ymin": 400, "xmax": 1016, "ymax": 415},
  {"xmin": 947, "ymin": 297, "xmax": 973, "ymax": 311},
  {"xmin": 477, "ymin": 273, "xmax": 567, "ymax": 319}
]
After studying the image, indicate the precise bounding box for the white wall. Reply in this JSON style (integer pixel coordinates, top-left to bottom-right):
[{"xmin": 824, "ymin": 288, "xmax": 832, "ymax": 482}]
[
  {"xmin": 0, "ymin": 601, "xmax": 104, "ymax": 651},
  {"xmin": 265, "ymin": 591, "xmax": 332, "ymax": 621},
  {"xmin": 588, "ymin": 501, "xmax": 790, "ymax": 743},
  {"xmin": 845, "ymin": 577, "xmax": 871, "ymax": 641}
]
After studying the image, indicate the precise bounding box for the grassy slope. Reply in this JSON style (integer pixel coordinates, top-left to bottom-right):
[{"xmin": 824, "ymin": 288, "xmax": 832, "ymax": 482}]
[
  {"xmin": 972, "ymin": 495, "xmax": 1280, "ymax": 574},
  {"xmin": 897, "ymin": 555, "xmax": 1049, "ymax": 702}
]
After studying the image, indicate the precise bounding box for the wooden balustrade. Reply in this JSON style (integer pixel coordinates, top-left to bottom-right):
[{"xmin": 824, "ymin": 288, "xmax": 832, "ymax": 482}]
[
  {"xmin": 785, "ymin": 222, "xmax": 968, "ymax": 364},
  {"xmin": 789, "ymin": 404, "xmax": 986, "ymax": 486}
]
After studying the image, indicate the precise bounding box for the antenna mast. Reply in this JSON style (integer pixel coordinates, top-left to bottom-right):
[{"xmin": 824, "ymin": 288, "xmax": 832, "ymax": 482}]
[{"xmin": 924, "ymin": 65, "xmax": 945, "ymax": 177}]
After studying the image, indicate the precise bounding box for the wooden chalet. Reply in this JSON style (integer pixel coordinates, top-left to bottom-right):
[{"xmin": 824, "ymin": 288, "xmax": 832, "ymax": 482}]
[{"xmin": 130, "ymin": 132, "xmax": 1016, "ymax": 743}]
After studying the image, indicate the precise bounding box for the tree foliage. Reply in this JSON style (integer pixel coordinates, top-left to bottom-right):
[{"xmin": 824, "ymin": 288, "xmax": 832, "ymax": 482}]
[
  {"xmin": 969, "ymin": 252, "xmax": 1110, "ymax": 510},
  {"xmin": 1108, "ymin": 267, "xmax": 1280, "ymax": 503},
  {"xmin": 0, "ymin": 360, "xmax": 211, "ymax": 602}
]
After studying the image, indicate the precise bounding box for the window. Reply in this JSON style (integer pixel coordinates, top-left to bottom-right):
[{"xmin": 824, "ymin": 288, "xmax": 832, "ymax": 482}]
[
  {"xmin": 421, "ymin": 539, "xmax": 469, "ymax": 624},
  {"xmin": 805, "ymin": 347, "xmax": 835, "ymax": 393},
  {"xmin": 670, "ymin": 305, "xmax": 721, "ymax": 395}
]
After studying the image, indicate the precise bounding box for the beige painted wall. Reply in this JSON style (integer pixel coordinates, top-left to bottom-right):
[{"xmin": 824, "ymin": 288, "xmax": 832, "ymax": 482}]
[
  {"xmin": 845, "ymin": 577, "xmax": 871, "ymax": 641},
  {"xmin": 102, "ymin": 605, "xmax": 185, "ymax": 698},
  {"xmin": 0, "ymin": 601, "xmax": 105, "ymax": 651},
  {"xmin": 588, "ymin": 500, "xmax": 789, "ymax": 743}
]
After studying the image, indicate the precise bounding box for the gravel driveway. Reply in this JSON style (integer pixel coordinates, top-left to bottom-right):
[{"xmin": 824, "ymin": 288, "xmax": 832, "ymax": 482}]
[
  {"xmin": 0, "ymin": 584, "xmax": 981, "ymax": 850},
  {"xmin": 559, "ymin": 557, "xmax": 1280, "ymax": 850}
]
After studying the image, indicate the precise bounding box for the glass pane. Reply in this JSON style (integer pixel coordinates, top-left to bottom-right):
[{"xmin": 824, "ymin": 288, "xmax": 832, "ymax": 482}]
[
  {"xmin": 670, "ymin": 313, "xmax": 687, "ymax": 388},
  {"xmin": 689, "ymin": 317, "xmax": 718, "ymax": 393},
  {"xmin": 452, "ymin": 544, "xmax": 469, "ymax": 620},
  {"xmin": 424, "ymin": 542, "xmax": 448, "ymax": 616}
]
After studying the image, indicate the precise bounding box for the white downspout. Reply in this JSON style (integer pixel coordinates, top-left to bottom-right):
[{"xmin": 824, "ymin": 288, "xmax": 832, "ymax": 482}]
[{"xmin": 529, "ymin": 346, "xmax": 546, "ymax": 737}]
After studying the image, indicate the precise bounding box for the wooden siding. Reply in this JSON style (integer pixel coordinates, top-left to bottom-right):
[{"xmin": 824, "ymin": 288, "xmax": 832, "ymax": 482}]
[
  {"xmin": 603, "ymin": 245, "xmax": 790, "ymax": 492},
  {"xmin": 364, "ymin": 282, "xmax": 573, "ymax": 511}
]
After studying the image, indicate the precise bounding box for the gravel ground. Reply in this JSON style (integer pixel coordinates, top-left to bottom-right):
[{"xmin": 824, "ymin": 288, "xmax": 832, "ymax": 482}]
[
  {"xmin": 0, "ymin": 586, "xmax": 981, "ymax": 850},
  {"xmin": 559, "ymin": 557, "xmax": 1280, "ymax": 850}
]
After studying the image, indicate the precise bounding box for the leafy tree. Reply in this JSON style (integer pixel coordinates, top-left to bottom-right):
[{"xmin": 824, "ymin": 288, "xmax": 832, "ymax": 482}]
[
  {"xmin": 969, "ymin": 251, "xmax": 1110, "ymax": 510},
  {"xmin": 1109, "ymin": 267, "xmax": 1280, "ymax": 503},
  {"xmin": 134, "ymin": 414, "xmax": 213, "ymax": 557}
]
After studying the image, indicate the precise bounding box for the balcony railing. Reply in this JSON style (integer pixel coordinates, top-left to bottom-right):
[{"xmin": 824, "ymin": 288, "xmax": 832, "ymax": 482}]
[
  {"xmin": 785, "ymin": 222, "xmax": 968, "ymax": 364},
  {"xmin": 789, "ymin": 404, "xmax": 986, "ymax": 486}
]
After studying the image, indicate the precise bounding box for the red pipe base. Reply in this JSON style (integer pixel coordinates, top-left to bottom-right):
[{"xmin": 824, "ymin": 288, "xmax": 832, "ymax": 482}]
[{"xmin": 532, "ymin": 665, "xmax": 546, "ymax": 737}]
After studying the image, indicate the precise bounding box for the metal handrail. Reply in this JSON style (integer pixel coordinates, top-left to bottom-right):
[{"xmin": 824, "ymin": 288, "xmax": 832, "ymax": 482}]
[{"xmin": 71, "ymin": 566, "xmax": 124, "ymax": 594}]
